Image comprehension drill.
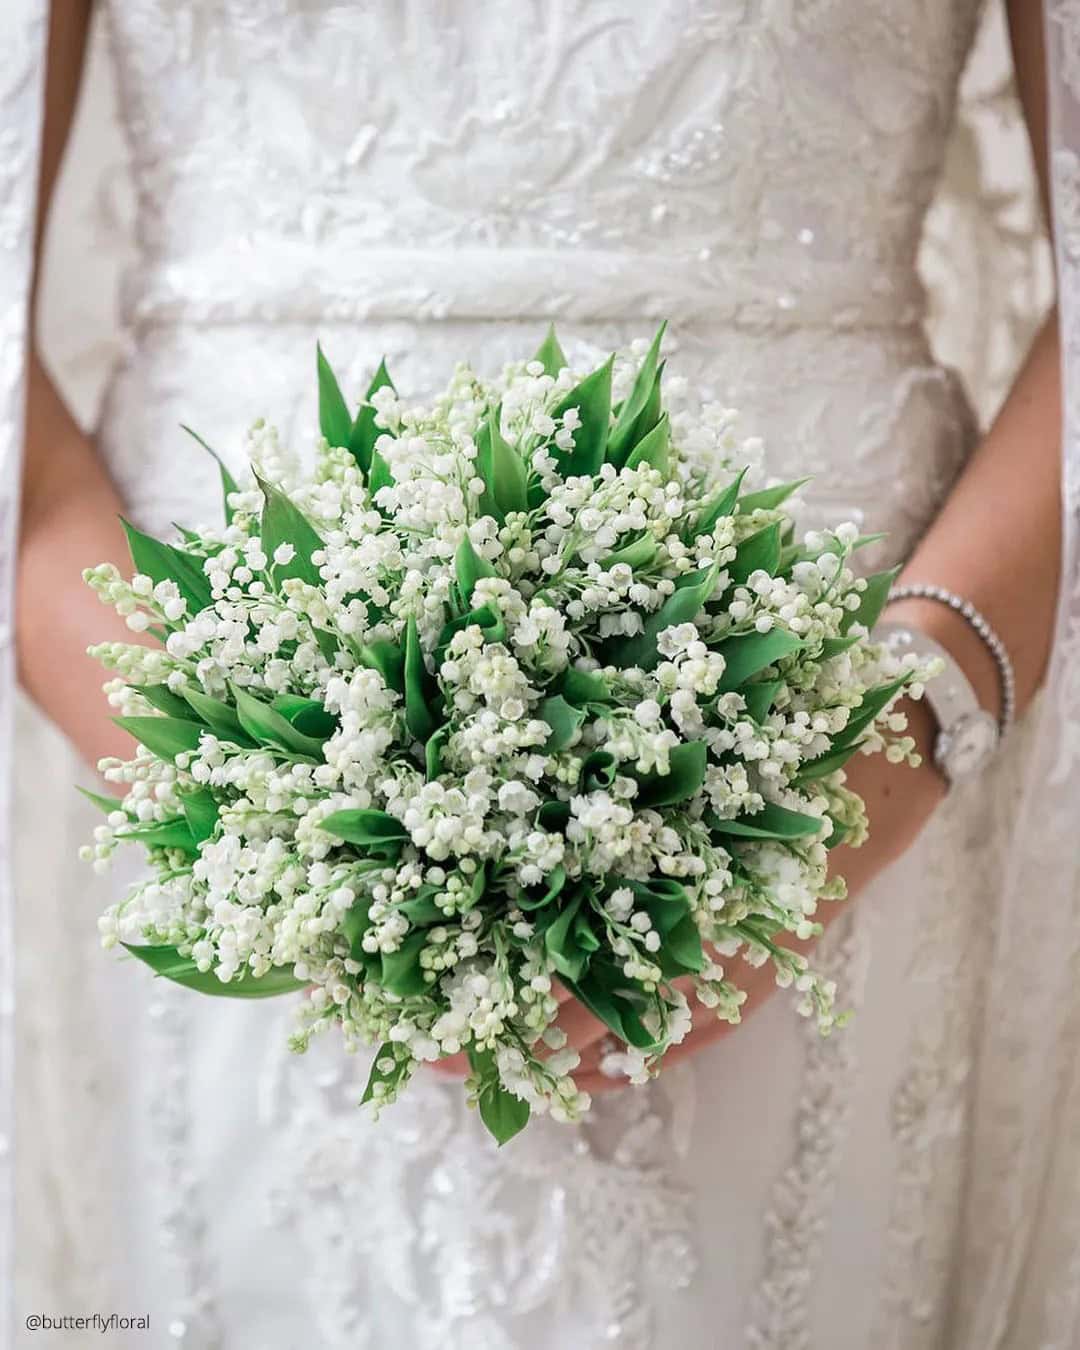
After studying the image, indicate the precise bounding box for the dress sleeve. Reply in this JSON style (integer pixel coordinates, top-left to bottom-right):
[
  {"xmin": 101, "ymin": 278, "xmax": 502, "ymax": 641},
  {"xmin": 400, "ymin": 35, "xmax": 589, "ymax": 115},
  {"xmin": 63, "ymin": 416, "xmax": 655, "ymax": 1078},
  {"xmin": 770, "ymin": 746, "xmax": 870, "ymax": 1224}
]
[
  {"xmin": 0, "ymin": 2, "xmax": 47, "ymax": 1342},
  {"xmin": 952, "ymin": 5, "xmax": 1080, "ymax": 1344}
]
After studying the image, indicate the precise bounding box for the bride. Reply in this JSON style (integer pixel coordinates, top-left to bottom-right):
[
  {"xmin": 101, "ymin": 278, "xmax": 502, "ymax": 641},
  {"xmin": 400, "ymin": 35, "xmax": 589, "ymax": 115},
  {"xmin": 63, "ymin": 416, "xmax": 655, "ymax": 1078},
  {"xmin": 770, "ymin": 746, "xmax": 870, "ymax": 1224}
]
[{"xmin": 6, "ymin": 2, "xmax": 1080, "ymax": 1346}]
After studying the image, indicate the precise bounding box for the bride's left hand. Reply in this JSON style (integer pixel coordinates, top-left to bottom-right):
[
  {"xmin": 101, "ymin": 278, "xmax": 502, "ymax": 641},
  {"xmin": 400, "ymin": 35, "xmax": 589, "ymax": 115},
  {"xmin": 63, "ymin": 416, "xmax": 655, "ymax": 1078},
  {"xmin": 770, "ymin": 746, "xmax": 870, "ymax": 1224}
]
[{"xmin": 429, "ymin": 697, "xmax": 946, "ymax": 1095}]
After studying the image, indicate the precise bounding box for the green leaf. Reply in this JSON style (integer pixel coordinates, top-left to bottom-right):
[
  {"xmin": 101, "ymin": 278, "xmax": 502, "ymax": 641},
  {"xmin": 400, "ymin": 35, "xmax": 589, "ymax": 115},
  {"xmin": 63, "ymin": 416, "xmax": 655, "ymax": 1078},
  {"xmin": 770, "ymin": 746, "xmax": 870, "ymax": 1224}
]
[
  {"xmin": 635, "ymin": 740, "xmax": 708, "ymax": 807},
  {"xmin": 550, "ymin": 355, "xmax": 613, "ymax": 477},
  {"xmin": 607, "ymin": 323, "xmax": 666, "ymax": 466},
  {"xmin": 664, "ymin": 912, "xmax": 705, "ymax": 974},
  {"xmin": 181, "ymin": 424, "xmax": 239, "ymax": 525},
  {"xmin": 626, "ymin": 880, "xmax": 705, "ymax": 975},
  {"xmin": 117, "ymin": 818, "xmax": 197, "ymax": 853},
  {"xmin": 120, "ymin": 518, "xmax": 212, "ymax": 614},
  {"xmin": 361, "ymin": 1043, "xmax": 398, "ymax": 1103},
  {"xmin": 181, "ymin": 788, "xmax": 219, "ymax": 844},
  {"xmin": 537, "ymin": 800, "xmax": 571, "ymax": 832},
  {"xmin": 840, "ymin": 566, "xmax": 901, "ymax": 635},
  {"xmin": 518, "ymin": 864, "xmax": 567, "ymax": 911},
  {"xmin": 611, "ymin": 562, "xmax": 721, "ymax": 671},
  {"xmin": 468, "ymin": 864, "xmax": 487, "ymax": 907},
  {"xmin": 231, "ymin": 684, "xmax": 325, "ymax": 758},
  {"xmin": 730, "ymin": 521, "xmax": 782, "ymax": 583},
  {"xmin": 581, "ymin": 749, "xmax": 617, "ymax": 791},
  {"xmin": 563, "ymin": 964, "xmax": 660, "ymax": 1051},
  {"xmin": 357, "ymin": 639, "xmax": 405, "ymax": 694},
  {"xmin": 533, "ymin": 324, "xmax": 568, "ymax": 378},
  {"xmin": 343, "ymin": 899, "xmax": 374, "ymax": 957},
  {"xmin": 271, "ymin": 694, "xmax": 336, "ymax": 739},
  {"xmin": 818, "ymin": 635, "xmax": 860, "ymax": 660},
  {"xmin": 829, "ymin": 676, "xmax": 910, "ymax": 750},
  {"xmin": 133, "ymin": 684, "xmax": 193, "ymax": 719},
  {"xmin": 368, "ymin": 448, "xmax": 395, "ymax": 499},
  {"xmin": 716, "ymin": 628, "xmax": 803, "ymax": 692},
  {"xmin": 823, "ymin": 816, "xmax": 850, "ymax": 849},
  {"xmin": 624, "ymin": 412, "xmax": 670, "ymax": 476},
  {"xmin": 180, "ymin": 687, "xmax": 255, "ymax": 746},
  {"xmin": 709, "ymin": 802, "xmax": 825, "ymax": 841},
  {"xmin": 475, "ymin": 407, "xmax": 528, "ymax": 521},
  {"xmin": 122, "ymin": 943, "xmax": 306, "ymax": 998},
  {"xmin": 435, "ymin": 604, "xmax": 505, "ymax": 662},
  {"xmin": 454, "ymin": 534, "xmax": 497, "ymax": 608},
  {"xmin": 320, "ymin": 808, "xmax": 409, "ymax": 848},
  {"xmin": 476, "ymin": 1073, "xmax": 531, "ymax": 1146},
  {"xmin": 348, "ymin": 358, "xmax": 395, "ymax": 476},
  {"xmin": 784, "ymin": 531, "xmax": 886, "ymax": 569},
  {"xmin": 794, "ymin": 744, "xmax": 861, "ymax": 782},
  {"xmin": 558, "ymin": 667, "xmax": 615, "ymax": 707},
  {"xmin": 171, "ymin": 523, "xmax": 205, "ymax": 548},
  {"xmin": 630, "ymin": 360, "xmax": 665, "ymax": 453},
  {"xmin": 544, "ymin": 891, "xmax": 589, "ymax": 981},
  {"xmin": 539, "ymin": 695, "xmax": 586, "ymax": 752},
  {"xmin": 380, "ymin": 930, "xmax": 430, "ymax": 997},
  {"xmin": 113, "ymin": 715, "xmax": 204, "ymax": 762},
  {"xmin": 425, "ymin": 726, "xmax": 449, "ymax": 780},
  {"xmin": 737, "ymin": 477, "xmax": 810, "ymax": 514},
  {"xmin": 76, "ymin": 785, "xmax": 123, "ymax": 815},
  {"xmin": 361, "ymin": 1042, "xmax": 411, "ymax": 1106},
  {"xmin": 316, "ymin": 343, "xmax": 352, "ymax": 448},
  {"xmin": 692, "ymin": 467, "xmax": 749, "ymax": 539},
  {"xmin": 258, "ymin": 476, "xmax": 325, "ymax": 588},
  {"xmin": 601, "ymin": 534, "xmax": 658, "ymax": 570},
  {"xmin": 626, "ymin": 876, "xmax": 687, "ymax": 907},
  {"xmin": 574, "ymin": 909, "xmax": 601, "ymax": 953},
  {"xmin": 397, "ymin": 888, "xmax": 446, "ymax": 925},
  {"xmin": 561, "ymin": 973, "xmax": 630, "ymax": 1042},
  {"xmin": 404, "ymin": 616, "xmax": 436, "ymax": 741},
  {"xmin": 743, "ymin": 679, "xmax": 781, "ymax": 724},
  {"xmin": 312, "ymin": 628, "xmax": 341, "ymax": 664}
]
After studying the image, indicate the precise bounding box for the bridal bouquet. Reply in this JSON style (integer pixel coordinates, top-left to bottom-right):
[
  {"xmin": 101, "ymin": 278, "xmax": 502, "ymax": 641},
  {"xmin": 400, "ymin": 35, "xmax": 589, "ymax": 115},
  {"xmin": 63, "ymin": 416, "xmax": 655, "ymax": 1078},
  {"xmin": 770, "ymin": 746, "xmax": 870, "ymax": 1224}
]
[{"xmin": 82, "ymin": 328, "xmax": 927, "ymax": 1143}]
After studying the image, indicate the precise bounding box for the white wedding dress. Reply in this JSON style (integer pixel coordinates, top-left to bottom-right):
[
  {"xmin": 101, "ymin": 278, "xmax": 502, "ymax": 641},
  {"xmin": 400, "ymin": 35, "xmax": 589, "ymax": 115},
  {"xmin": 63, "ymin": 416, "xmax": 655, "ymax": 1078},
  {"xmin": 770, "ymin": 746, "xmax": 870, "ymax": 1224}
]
[{"xmin": 9, "ymin": 3, "xmax": 1080, "ymax": 1348}]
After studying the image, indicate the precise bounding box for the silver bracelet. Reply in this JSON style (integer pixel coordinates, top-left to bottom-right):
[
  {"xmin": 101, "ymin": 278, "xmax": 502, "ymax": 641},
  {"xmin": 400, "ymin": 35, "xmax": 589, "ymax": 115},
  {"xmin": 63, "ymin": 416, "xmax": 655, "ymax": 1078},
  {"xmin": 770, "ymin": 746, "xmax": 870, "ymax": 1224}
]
[{"xmin": 887, "ymin": 583, "xmax": 1015, "ymax": 736}]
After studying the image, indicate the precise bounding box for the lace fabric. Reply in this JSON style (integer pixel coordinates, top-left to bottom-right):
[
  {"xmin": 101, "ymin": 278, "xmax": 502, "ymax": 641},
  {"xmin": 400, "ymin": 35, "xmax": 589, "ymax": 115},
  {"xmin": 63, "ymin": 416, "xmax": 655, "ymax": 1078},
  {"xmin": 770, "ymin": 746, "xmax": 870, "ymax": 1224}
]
[{"xmin": 3, "ymin": 2, "xmax": 1079, "ymax": 1347}]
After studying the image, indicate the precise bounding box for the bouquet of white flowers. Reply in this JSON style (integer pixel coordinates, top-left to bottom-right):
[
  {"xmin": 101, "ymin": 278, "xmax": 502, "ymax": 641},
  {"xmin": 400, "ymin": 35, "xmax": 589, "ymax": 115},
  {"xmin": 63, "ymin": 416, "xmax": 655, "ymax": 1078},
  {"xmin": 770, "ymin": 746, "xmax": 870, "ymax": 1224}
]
[{"xmin": 82, "ymin": 327, "xmax": 929, "ymax": 1143}]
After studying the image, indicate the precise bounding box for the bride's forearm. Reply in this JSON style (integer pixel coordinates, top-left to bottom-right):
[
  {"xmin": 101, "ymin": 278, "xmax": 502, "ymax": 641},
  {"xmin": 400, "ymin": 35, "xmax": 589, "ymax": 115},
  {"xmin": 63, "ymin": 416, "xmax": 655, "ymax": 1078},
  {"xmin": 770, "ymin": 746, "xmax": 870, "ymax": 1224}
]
[
  {"xmin": 18, "ymin": 350, "xmax": 139, "ymax": 768},
  {"xmin": 837, "ymin": 315, "xmax": 1063, "ymax": 867},
  {"xmin": 18, "ymin": 1, "xmax": 126, "ymax": 771},
  {"xmin": 887, "ymin": 310, "xmax": 1062, "ymax": 724}
]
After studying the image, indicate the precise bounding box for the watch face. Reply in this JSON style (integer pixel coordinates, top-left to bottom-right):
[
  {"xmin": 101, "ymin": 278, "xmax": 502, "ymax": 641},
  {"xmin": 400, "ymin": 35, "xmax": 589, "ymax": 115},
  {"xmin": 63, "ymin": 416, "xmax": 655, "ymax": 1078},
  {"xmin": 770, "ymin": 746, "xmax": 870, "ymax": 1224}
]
[{"xmin": 936, "ymin": 711, "xmax": 999, "ymax": 781}]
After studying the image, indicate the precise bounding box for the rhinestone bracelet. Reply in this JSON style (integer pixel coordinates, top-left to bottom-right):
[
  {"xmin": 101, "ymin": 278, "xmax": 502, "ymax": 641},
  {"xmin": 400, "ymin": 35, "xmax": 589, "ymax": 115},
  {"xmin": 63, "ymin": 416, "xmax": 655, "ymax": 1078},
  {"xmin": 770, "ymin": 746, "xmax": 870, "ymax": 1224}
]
[{"xmin": 887, "ymin": 583, "xmax": 1015, "ymax": 736}]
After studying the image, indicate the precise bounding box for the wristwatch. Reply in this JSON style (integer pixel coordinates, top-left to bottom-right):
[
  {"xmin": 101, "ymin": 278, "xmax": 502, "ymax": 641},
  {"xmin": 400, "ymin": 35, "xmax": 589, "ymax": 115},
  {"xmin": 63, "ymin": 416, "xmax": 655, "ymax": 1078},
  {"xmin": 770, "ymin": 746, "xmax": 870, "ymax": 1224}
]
[{"xmin": 872, "ymin": 622, "xmax": 1000, "ymax": 783}]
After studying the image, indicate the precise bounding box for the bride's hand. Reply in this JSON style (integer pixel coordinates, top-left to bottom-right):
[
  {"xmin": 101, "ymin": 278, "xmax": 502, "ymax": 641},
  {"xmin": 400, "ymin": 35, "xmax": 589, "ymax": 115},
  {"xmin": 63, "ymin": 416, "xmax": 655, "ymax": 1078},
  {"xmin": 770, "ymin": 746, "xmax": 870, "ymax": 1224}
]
[{"xmin": 430, "ymin": 697, "xmax": 947, "ymax": 1095}]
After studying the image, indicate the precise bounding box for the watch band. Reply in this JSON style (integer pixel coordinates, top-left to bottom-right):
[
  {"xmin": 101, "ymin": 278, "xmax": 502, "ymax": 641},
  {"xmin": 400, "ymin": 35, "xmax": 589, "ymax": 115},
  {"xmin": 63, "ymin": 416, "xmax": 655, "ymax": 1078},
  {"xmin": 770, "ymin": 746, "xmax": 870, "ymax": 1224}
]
[{"xmin": 873, "ymin": 621, "xmax": 1000, "ymax": 783}]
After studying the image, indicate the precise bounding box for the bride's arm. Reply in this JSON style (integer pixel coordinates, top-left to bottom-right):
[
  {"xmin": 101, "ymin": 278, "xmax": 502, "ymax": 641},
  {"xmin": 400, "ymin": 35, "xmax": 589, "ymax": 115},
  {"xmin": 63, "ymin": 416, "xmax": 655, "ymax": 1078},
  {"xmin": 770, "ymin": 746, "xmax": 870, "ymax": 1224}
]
[
  {"xmin": 18, "ymin": 0, "xmax": 141, "ymax": 769},
  {"xmin": 564, "ymin": 0, "xmax": 1061, "ymax": 1091},
  {"xmin": 832, "ymin": 0, "xmax": 1059, "ymax": 870}
]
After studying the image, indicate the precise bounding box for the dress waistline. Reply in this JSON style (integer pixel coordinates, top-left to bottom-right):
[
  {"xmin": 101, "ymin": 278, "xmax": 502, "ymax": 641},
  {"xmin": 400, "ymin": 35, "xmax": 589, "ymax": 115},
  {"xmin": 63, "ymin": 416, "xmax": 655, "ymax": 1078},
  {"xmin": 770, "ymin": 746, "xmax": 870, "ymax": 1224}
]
[{"xmin": 120, "ymin": 242, "xmax": 927, "ymax": 334}]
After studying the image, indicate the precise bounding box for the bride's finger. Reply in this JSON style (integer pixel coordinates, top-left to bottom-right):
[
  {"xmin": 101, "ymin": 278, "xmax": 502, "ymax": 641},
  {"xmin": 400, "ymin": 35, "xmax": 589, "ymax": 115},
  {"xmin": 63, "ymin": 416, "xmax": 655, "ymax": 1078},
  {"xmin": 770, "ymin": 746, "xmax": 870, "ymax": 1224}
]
[
  {"xmin": 428, "ymin": 1051, "xmax": 469, "ymax": 1079},
  {"xmin": 574, "ymin": 982, "xmax": 741, "ymax": 1093},
  {"xmin": 550, "ymin": 994, "xmax": 608, "ymax": 1050}
]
